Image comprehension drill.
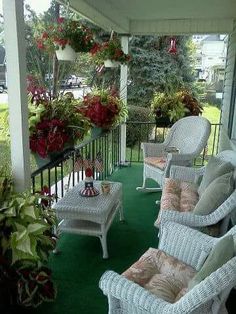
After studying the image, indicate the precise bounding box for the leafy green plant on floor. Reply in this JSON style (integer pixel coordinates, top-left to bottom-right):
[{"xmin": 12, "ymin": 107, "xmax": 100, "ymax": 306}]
[{"xmin": 0, "ymin": 168, "xmax": 57, "ymax": 309}]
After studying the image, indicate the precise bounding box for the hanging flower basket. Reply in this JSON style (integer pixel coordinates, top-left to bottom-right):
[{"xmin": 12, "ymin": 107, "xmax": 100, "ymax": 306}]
[
  {"xmin": 55, "ymin": 44, "xmax": 77, "ymax": 61},
  {"xmin": 36, "ymin": 18, "xmax": 95, "ymax": 57},
  {"xmin": 91, "ymin": 39, "xmax": 131, "ymax": 66},
  {"xmin": 104, "ymin": 59, "xmax": 120, "ymax": 68}
]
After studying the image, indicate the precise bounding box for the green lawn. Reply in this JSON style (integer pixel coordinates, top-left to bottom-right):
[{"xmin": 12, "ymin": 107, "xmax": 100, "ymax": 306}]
[
  {"xmin": 201, "ymin": 103, "xmax": 221, "ymax": 124},
  {"xmin": 126, "ymin": 103, "xmax": 221, "ymax": 163}
]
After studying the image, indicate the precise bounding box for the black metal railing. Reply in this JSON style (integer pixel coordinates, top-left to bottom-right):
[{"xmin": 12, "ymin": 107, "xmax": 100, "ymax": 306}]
[
  {"xmin": 31, "ymin": 127, "xmax": 121, "ymax": 201},
  {"xmin": 126, "ymin": 121, "xmax": 221, "ymax": 166}
]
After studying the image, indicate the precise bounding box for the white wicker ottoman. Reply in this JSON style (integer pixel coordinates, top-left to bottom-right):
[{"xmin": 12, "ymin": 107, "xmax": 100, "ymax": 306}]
[{"xmin": 53, "ymin": 181, "xmax": 123, "ymax": 258}]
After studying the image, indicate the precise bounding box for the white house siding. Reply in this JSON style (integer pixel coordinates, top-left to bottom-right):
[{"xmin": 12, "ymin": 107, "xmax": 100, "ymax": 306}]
[{"xmin": 219, "ymin": 22, "xmax": 236, "ymax": 151}]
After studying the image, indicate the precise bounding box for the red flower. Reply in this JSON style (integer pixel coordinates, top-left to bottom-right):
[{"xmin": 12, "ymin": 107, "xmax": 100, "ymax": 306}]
[
  {"xmin": 42, "ymin": 32, "xmax": 49, "ymax": 39},
  {"xmin": 85, "ymin": 168, "xmax": 93, "ymax": 177},
  {"xmin": 57, "ymin": 17, "xmax": 65, "ymax": 24},
  {"xmin": 90, "ymin": 43, "xmax": 101, "ymax": 55},
  {"xmin": 37, "ymin": 39, "xmax": 44, "ymax": 50},
  {"xmin": 37, "ymin": 137, "xmax": 48, "ymax": 158}
]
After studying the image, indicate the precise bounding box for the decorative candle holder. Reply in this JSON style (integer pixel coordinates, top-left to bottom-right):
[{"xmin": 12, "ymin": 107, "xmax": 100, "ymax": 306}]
[{"xmin": 79, "ymin": 168, "xmax": 99, "ymax": 197}]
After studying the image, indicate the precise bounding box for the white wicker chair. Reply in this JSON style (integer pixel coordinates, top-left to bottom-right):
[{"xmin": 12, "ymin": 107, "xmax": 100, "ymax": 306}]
[
  {"xmin": 156, "ymin": 150, "xmax": 236, "ymax": 236},
  {"xmin": 137, "ymin": 116, "xmax": 211, "ymax": 192},
  {"xmin": 99, "ymin": 221, "xmax": 236, "ymax": 314}
]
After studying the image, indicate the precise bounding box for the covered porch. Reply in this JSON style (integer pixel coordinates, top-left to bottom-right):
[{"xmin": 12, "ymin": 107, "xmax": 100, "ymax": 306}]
[{"xmin": 2, "ymin": 0, "xmax": 236, "ymax": 313}]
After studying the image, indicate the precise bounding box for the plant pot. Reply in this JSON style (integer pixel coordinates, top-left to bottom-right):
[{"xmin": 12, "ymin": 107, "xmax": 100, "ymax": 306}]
[
  {"xmin": 34, "ymin": 154, "xmax": 51, "ymax": 168},
  {"xmin": 55, "ymin": 44, "xmax": 77, "ymax": 61},
  {"xmin": 91, "ymin": 127, "xmax": 104, "ymax": 138},
  {"xmin": 155, "ymin": 116, "xmax": 173, "ymax": 128},
  {"xmin": 104, "ymin": 59, "xmax": 120, "ymax": 68},
  {"xmin": 33, "ymin": 145, "xmax": 74, "ymax": 169}
]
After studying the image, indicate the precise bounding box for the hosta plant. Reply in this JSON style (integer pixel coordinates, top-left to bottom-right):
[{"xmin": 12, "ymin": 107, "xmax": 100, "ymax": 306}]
[{"xmin": 0, "ymin": 168, "xmax": 57, "ymax": 309}]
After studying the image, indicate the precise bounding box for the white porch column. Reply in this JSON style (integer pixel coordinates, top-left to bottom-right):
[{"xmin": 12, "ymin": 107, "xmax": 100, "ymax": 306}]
[
  {"xmin": 3, "ymin": 0, "xmax": 31, "ymax": 191},
  {"xmin": 120, "ymin": 35, "xmax": 129, "ymax": 164}
]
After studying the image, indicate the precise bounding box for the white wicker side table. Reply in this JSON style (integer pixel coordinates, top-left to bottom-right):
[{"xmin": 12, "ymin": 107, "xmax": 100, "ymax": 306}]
[{"xmin": 53, "ymin": 181, "xmax": 123, "ymax": 259}]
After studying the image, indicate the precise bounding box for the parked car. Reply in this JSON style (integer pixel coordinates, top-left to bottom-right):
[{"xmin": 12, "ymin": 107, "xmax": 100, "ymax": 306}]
[
  {"xmin": 61, "ymin": 75, "xmax": 84, "ymax": 88},
  {"xmin": 0, "ymin": 80, "xmax": 7, "ymax": 93}
]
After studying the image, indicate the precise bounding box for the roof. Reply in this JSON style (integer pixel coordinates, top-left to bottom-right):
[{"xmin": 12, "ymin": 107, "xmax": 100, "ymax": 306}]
[{"xmin": 57, "ymin": 0, "xmax": 236, "ymax": 34}]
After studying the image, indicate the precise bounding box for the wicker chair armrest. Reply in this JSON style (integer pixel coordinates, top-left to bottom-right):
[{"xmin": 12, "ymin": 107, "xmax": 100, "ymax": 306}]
[
  {"xmin": 173, "ymin": 257, "xmax": 236, "ymax": 313},
  {"xmin": 99, "ymin": 271, "xmax": 171, "ymax": 313},
  {"xmin": 158, "ymin": 222, "xmax": 214, "ymax": 269},
  {"xmin": 170, "ymin": 165, "xmax": 205, "ymax": 183},
  {"xmin": 141, "ymin": 142, "xmax": 166, "ymax": 158},
  {"xmin": 167, "ymin": 152, "xmax": 195, "ymax": 162}
]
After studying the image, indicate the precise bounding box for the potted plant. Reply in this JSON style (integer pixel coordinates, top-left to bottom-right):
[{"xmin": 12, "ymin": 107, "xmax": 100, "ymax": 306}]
[
  {"xmin": 78, "ymin": 88, "xmax": 128, "ymax": 136},
  {"xmin": 36, "ymin": 18, "xmax": 95, "ymax": 61},
  {"xmin": 91, "ymin": 39, "xmax": 131, "ymax": 67},
  {"xmin": 28, "ymin": 78, "xmax": 90, "ymax": 165},
  {"xmin": 0, "ymin": 168, "xmax": 57, "ymax": 309},
  {"xmin": 151, "ymin": 90, "xmax": 203, "ymax": 127}
]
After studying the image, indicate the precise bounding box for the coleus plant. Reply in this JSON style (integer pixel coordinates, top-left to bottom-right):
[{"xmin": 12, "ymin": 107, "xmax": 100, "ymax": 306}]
[
  {"xmin": 78, "ymin": 88, "xmax": 128, "ymax": 129},
  {"xmin": 27, "ymin": 77, "xmax": 91, "ymax": 159},
  {"xmin": 0, "ymin": 169, "xmax": 57, "ymax": 308}
]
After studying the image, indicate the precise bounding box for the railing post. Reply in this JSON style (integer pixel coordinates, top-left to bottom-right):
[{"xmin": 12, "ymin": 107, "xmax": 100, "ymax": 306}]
[{"xmin": 120, "ymin": 35, "xmax": 129, "ymax": 165}]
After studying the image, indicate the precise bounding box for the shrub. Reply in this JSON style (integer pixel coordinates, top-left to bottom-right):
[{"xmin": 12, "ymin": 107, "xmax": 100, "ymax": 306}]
[{"xmin": 126, "ymin": 105, "xmax": 152, "ymax": 147}]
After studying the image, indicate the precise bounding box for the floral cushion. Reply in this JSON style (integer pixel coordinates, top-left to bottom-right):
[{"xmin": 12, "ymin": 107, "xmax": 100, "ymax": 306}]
[
  {"xmin": 144, "ymin": 157, "xmax": 167, "ymax": 170},
  {"xmin": 122, "ymin": 247, "xmax": 196, "ymax": 303},
  {"xmin": 160, "ymin": 178, "xmax": 199, "ymax": 213}
]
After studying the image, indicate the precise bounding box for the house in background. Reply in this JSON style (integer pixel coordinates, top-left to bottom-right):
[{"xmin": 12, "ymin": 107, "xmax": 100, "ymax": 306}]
[
  {"xmin": 0, "ymin": 44, "xmax": 6, "ymax": 92},
  {"xmin": 193, "ymin": 34, "xmax": 228, "ymax": 101}
]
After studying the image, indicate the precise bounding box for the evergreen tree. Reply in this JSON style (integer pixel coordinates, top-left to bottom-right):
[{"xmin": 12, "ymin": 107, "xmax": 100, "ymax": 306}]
[{"xmin": 127, "ymin": 36, "xmax": 195, "ymax": 107}]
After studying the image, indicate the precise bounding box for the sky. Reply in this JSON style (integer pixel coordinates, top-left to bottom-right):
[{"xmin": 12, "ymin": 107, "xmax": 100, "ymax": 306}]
[{"xmin": 0, "ymin": 0, "xmax": 51, "ymax": 14}]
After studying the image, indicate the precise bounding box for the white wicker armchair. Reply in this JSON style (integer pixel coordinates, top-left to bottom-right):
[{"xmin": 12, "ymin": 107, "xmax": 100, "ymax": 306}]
[
  {"xmin": 137, "ymin": 116, "xmax": 211, "ymax": 192},
  {"xmin": 99, "ymin": 221, "xmax": 236, "ymax": 314},
  {"xmin": 156, "ymin": 150, "xmax": 236, "ymax": 236}
]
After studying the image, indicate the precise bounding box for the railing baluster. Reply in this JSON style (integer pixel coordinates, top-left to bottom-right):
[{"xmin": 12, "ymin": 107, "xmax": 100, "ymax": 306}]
[
  {"xmin": 212, "ymin": 124, "xmax": 218, "ymax": 156},
  {"xmin": 40, "ymin": 171, "xmax": 43, "ymax": 191},
  {"xmin": 125, "ymin": 121, "xmax": 221, "ymax": 164},
  {"xmin": 55, "ymin": 166, "xmax": 58, "ymax": 201},
  {"xmin": 61, "ymin": 161, "xmax": 64, "ymax": 198}
]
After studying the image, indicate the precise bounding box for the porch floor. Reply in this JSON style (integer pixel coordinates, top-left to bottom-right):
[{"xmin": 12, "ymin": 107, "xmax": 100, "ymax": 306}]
[
  {"xmin": 27, "ymin": 163, "xmax": 235, "ymax": 314},
  {"xmin": 34, "ymin": 163, "xmax": 160, "ymax": 314}
]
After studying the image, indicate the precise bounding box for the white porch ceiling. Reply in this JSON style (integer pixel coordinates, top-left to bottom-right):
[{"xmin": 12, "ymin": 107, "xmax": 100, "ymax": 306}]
[{"xmin": 58, "ymin": 0, "xmax": 236, "ymax": 34}]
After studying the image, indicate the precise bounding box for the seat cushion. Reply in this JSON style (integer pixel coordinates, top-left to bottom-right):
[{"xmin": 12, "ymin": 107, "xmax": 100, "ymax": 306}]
[
  {"xmin": 193, "ymin": 171, "xmax": 234, "ymax": 216},
  {"xmin": 198, "ymin": 156, "xmax": 234, "ymax": 196},
  {"xmin": 160, "ymin": 178, "xmax": 199, "ymax": 213},
  {"xmin": 122, "ymin": 247, "xmax": 196, "ymax": 303},
  {"xmin": 188, "ymin": 235, "xmax": 234, "ymax": 289},
  {"xmin": 144, "ymin": 157, "xmax": 167, "ymax": 170}
]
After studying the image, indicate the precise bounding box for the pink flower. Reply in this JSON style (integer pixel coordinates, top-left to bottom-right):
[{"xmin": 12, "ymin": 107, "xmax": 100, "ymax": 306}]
[{"xmin": 57, "ymin": 17, "xmax": 65, "ymax": 24}]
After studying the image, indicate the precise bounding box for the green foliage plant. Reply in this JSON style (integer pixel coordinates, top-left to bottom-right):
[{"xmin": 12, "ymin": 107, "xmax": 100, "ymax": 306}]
[
  {"xmin": 126, "ymin": 105, "xmax": 151, "ymax": 147},
  {"xmin": 151, "ymin": 89, "xmax": 203, "ymax": 123},
  {"xmin": 0, "ymin": 169, "xmax": 57, "ymax": 308}
]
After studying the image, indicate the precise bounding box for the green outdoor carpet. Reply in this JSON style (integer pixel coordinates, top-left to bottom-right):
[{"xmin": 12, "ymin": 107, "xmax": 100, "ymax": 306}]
[{"xmin": 32, "ymin": 163, "xmax": 161, "ymax": 314}]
